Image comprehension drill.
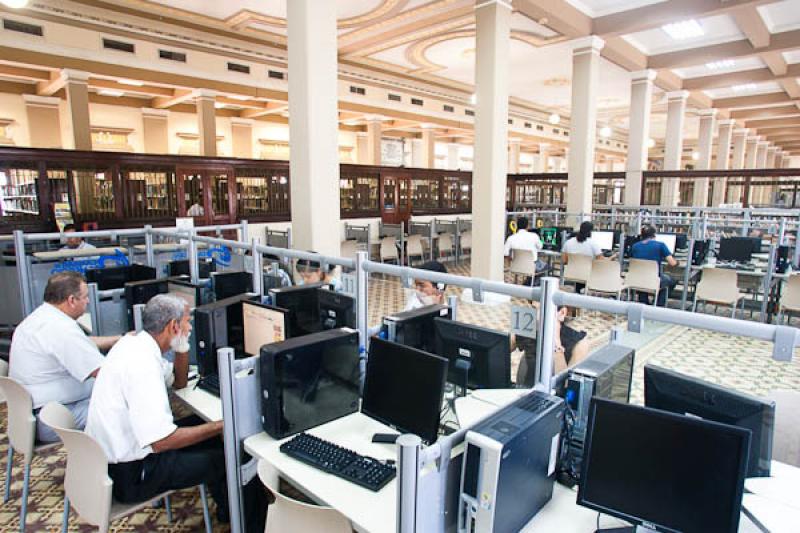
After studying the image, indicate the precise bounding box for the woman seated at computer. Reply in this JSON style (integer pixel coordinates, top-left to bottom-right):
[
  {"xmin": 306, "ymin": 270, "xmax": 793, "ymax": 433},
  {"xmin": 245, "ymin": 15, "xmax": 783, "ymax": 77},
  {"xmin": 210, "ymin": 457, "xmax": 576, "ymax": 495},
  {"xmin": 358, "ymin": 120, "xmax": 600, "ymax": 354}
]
[
  {"xmin": 296, "ymin": 253, "xmax": 342, "ymax": 292},
  {"xmin": 515, "ymin": 306, "xmax": 590, "ymax": 387},
  {"xmin": 561, "ymin": 221, "xmax": 604, "ymax": 294}
]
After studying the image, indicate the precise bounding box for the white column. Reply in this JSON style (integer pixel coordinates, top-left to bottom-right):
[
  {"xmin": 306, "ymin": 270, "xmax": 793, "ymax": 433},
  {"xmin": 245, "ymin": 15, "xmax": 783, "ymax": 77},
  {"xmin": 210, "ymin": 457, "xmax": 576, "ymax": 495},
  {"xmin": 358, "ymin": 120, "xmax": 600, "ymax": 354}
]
[
  {"xmin": 605, "ymin": 158, "xmax": 615, "ymax": 172},
  {"xmin": 63, "ymin": 69, "xmax": 92, "ymax": 151},
  {"xmin": 366, "ymin": 117, "xmax": 382, "ymax": 166},
  {"xmin": 711, "ymin": 119, "xmax": 734, "ymax": 206},
  {"xmin": 420, "ymin": 126, "xmax": 436, "ymax": 168},
  {"xmin": 766, "ymin": 146, "xmax": 780, "ymax": 204},
  {"xmin": 692, "ymin": 109, "xmax": 717, "ymax": 207},
  {"xmin": 745, "ymin": 136, "xmax": 759, "ymax": 168},
  {"xmin": 470, "ymin": 0, "xmax": 511, "ymax": 281},
  {"xmin": 732, "ymin": 129, "xmax": 748, "ymax": 169},
  {"xmin": 356, "ymin": 132, "xmax": 369, "ymax": 164},
  {"xmin": 195, "ymin": 89, "xmax": 217, "ymax": 157},
  {"xmin": 766, "ymin": 145, "xmax": 778, "ymax": 168},
  {"xmin": 538, "ymin": 143, "xmax": 550, "ymax": 172},
  {"xmin": 756, "ymin": 141, "xmax": 769, "ymax": 168},
  {"xmin": 508, "ymin": 138, "xmax": 521, "ymax": 173},
  {"xmin": 660, "ymin": 90, "xmax": 689, "ymax": 206},
  {"xmin": 624, "ymin": 69, "xmax": 655, "ymax": 206},
  {"xmin": 447, "ymin": 143, "xmax": 460, "ymax": 170},
  {"xmin": 287, "ymin": 0, "xmax": 340, "ymax": 256},
  {"xmin": 567, "ymin": 36, "xmax": 605, "ymax": 220}
]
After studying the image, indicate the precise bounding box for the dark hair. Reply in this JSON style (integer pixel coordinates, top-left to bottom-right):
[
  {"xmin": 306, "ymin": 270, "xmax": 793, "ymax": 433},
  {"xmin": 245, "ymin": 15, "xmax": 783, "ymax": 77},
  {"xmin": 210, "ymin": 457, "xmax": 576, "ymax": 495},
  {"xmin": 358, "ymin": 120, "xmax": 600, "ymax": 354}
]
[
  {"xmin": 641, "ymin": 225, "xmax": 657, "ymax": 240},
  {"xmin": 297, "ymin": 251, "xmax": 332, "ymax": 274},
  {"xmin": 43, "ymin": 271, "xmax": 85, "ymax": 304},
  {"xmin": 577, "ymin": 221, "xmax": 593, "ymax": 243},
  {"xmin": 417, "ymin": 260, "xmax": 448, "ymax": 290},
  {"xmin": 63, "ymin": 224, "xmax": 77, "ymax": 232},
  {"xmin": 516, "ymin": 217, "xmax": 529, "ymax": 230}
]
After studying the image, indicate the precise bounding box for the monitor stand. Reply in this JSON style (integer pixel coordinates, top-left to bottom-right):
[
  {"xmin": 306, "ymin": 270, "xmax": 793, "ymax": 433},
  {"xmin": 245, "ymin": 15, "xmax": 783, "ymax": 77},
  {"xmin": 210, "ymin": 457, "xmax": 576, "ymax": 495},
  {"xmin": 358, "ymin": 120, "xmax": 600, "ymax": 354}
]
[
  {"xmin": 454, "ymin": 358, "xmax": 471, "ymax": 398},
  {"xmin": 595, "ymin": 526, "xmax": 658, "ymax": 533}
]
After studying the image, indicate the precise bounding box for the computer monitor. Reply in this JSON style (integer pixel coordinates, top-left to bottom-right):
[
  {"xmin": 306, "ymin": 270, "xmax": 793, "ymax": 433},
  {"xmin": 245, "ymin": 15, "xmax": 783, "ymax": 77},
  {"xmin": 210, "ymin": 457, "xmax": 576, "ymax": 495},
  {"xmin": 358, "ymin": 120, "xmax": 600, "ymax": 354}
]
[
  {"xmin": 194, "ymin": 293, "xmax": 257, "ymax": 377},
  {"xmin": 691, "ymin": 240, "xmax": 710, "ymax": 266},
  {"xmin": 168, "ymin": 258, "xmax": 215, "ymax": 278},
  {"xmin": 622, "ymin": 235, "xmax": 640, "ymax": 259},
  {"xmin": 362, "ymin": 337, "xmax": 448, "ymax": 444},
  {"xmin": 578, "ymin": 398, "xmax": 750, "ymax": 533},
  {"xmin": 539, "ymin": 227, "xmax": 559, "ymax": 249},
  {"xmin": 675, "ymin": 233, "xmax": 688, "ymax": 251},
  {"xmin": 317, "ymin": 289, "xmax": 356, "ymax": 330},
  {"xmin": 212, "ymin": 271, "xmax": 253, "ymax": 300},
  {"xmin": 654, "ymin": 233, "xmax": 677, "ymax": 255},
  {"xmin": 269, "ymin": 282, "xmax": 327, "ymax": 338},
  {"xmin": 718, "ymin": 237, "xmax": 754, "ymax": 263},
  {"xmin": 242, "ymin": 300, "xmax": 289, "ymax": 356},
  {"xmin": 749, "ymin": 237, "xmax": 763, "ymax": 254},
  {"xmin": 776, "ymin": 245, "xmax": 790, "ymax": 273},
  {"xmin": 85, "ymin": 266, "xmax": 132, "ymax": 290},
  {"xmin": 644, "ymin": 364, "xmax": 774, "ymax": 478},
  {"xmin": 124, "ymin": 278, "xmax": 169, "ymax": 329},
  {"xmin": 168, "ymin": 280, "xmax": 202, "ymax": 309},
  {"xmin": 433, "ymin": 317, "xmax": 511, "ymax": 390},
  {"xmin": 592, "ymin": 231, "xmax": 614, "ymax": 252},
  {"xmin": 382, "ymin": 304, "xmax": 451, "ymax": 355}
]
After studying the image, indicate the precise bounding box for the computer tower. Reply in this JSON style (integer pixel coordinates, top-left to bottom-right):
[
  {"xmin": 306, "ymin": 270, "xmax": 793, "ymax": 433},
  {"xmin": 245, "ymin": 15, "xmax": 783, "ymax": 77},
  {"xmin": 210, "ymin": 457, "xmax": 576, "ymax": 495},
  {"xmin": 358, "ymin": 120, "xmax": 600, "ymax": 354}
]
[
  {"xmin": 458, "ymin": 391, "xmax": 564, "ymax": 533},
  {"xmin": 558, "ymin": 344, "xmax": 635, "ymax": 483},
  {"xmin": 194, "ymin": 293, "xmax": 256, "ymax": 376}
]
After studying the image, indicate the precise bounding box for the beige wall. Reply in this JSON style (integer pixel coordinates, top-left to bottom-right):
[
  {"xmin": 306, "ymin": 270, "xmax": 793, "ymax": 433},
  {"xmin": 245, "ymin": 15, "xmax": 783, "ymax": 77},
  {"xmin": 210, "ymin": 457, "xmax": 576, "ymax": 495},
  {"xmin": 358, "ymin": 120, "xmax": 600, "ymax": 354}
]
[
  {"xmin": 0, "ymin": 94, "xmax": 30, "ymax": 146},
  {"xmin": 89, "ymin": 103, "xmax": 145, "ymax": 152}
]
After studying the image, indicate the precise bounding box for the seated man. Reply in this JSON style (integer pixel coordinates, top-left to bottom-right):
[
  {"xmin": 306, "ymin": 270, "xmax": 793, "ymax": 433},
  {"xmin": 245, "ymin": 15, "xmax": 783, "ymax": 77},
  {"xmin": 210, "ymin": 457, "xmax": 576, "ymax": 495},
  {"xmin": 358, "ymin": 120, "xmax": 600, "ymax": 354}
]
[
  {"xmin": 630, "ymin": 225, "xmax": 678, "ymax": 307},
  {"xmin": 86, "ymin": 294, "xmax": 229, "ymax": 520},
  {"xmin": 404, "ymin": 260, "xmax": 448, "ymax": 311},
  {"xmin": 10, "ymin": 271, "xmax": 120, "ymax": 442},
  {"xmin": 61, "ymin": 223, "xmax": 96, "ymax": 252},
  {"xmin": 503, "ymin": 217, "xmax": 547, "ymax": 283}
]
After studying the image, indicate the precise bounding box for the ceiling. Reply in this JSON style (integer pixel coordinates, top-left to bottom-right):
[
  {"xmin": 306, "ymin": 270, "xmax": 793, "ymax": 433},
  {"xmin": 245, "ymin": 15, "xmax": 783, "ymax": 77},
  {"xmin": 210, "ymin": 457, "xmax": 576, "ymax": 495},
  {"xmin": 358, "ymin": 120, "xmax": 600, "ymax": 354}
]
[{"xmin": 0, "ymin": 0, "xmax": 799, "ymax": 154}]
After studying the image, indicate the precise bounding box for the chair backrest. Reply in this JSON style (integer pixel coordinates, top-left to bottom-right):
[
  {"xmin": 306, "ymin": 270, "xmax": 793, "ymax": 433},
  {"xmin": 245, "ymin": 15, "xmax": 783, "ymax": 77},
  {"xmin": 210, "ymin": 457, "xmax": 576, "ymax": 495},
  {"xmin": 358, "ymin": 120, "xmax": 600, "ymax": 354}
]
[
  {"xmin": 510, "ymin": 249, "xmax": 536, "ymax": 276},
  {"xmin": 587, "ymin": 259, "xmax": 623, "ymax": 293},
  {"xmin": 258, "ymin": 460, "xmax": 351, "ymax": 533},
  {"xmin": 625, "ymin": 259, "xmax": 660, "ymax": 291},
  {"xmin": 696, "ymin": 267, "xmax": 739, "ymax": 301},
  {"xmin": 781, "ymin": 274, "xmax": 800, "ymax": 310},
  {"xmin": 51, "ymin": 418, "xmax": 113, "ymax": 528},
  {"xmin": 0, "ymin": 377, "xmax": 37, "ymax": 463},
  {"xmin": 407, "ymin": 234, "xmax": 424, "ymax": 257},
  {"xmin": 438, "ymin": 233, "xmax": 453, "ymax": 251},
  {"xmin": 380, "ymin": 236, "xmax": 397, "ymax": 260},
  {"xmin": 340, "ymin": 240, "xmax": 358, "ymax": 260},
  {"xmin": 460, "ymin": 231, "xmax": 472, "ymax": 249},
  {"xmin": 563, "ymin": 253, "xmax": 592, "ymax": 283},
  {"xmin": 39, "ymin": 401, "xmax": 76, "ymax": 433}
]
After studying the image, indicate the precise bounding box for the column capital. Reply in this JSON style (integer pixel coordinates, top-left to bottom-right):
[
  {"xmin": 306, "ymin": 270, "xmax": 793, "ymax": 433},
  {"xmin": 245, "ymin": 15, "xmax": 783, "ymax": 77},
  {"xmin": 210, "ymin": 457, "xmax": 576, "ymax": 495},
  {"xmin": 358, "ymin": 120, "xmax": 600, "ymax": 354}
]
[
  {"xmin": 230, "ymin": 117, "xmax": 255, "ymax": 127},
  {"xmin": 697, "ymin": 109, "xmax": 718, "ymax": 119},
  {"xmin": 757, "ymin": 140, "xmax": 770, "ymax": 148},
  {"xmin": 747, "ymin": 135, "xmax": 760, "ymax": 143},
  {"xmin": 60, "ymin": 69, "xmax": 90, "ymax": 84},
  {"xmin": 630, "ymin": 69, "xmax": 657, "ymax": 83},
  {"xmin": 718, "ymin": 119, "xmax": 736, "ymax": 127},
  {"xmin": 665, "ymin": 90, "xmax": 690, "ymax": 102},
  {"xmin": 194, "ymin": 89, "xmax": 217, "ymax": 99},
  {"xmin": 22, "ymin": 94, "xmax": 61, "ymax": 107},
  {"xmin": 571, "ymin": 35, "xmax": 605, "ymax": 55},
  {"xmin": 475, "ymin": 0, "xmax": 513, "ymax": 10},
  {"xmin": 141, "ymin": 108, "xmax": 169, "ymax": 119},
  {"xmin": 508, "ymin": 137, "xmax": 522, "ymax": 144},
  {"xmin": 767, "ymin": 146, "xmax": 779, "ymax": 153},
  {"xmin": 363, "ymin": 114, "xmax": 387, "ymax": 123},
  {"xmin": 734, "ymin": 128, "xmax": 749, "ymax": 137},
  {"xmin": 356, "ymin": 131, "xmax": 369, "ymax": 138}
]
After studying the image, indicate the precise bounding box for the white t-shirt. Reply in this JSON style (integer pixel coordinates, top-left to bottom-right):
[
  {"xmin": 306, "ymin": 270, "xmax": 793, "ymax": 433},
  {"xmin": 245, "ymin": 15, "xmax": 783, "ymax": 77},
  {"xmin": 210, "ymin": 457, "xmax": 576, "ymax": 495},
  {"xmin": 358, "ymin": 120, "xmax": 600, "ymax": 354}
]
[
  {"xmin": 9, "ymin": 303, "xmax": 104, "ymax": 409},
  {"xmin": 503, "ymin": 230, "xmax": 543, "ymax": 261},
  {"xmin": 562, "ymin": 237, "xmax": 601, "ymax": 258},
  {"xmin": 60, "ymin": 241, "xmax": 96, "ymax": 252},
  {"xmin": 86, "ymin": 332, "xmax": 177, "ymax": 464}
]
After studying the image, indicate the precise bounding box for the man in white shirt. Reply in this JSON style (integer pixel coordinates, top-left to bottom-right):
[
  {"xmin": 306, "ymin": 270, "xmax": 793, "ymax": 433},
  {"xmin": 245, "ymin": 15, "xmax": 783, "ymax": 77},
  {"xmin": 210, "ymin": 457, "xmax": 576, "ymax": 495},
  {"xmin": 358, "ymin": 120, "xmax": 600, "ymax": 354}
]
[
  {"xmin": 503, "ymin": 216, "xmax": 543, "ymax": 261},
  {"xmin": 85, "ymin": 294, "xmax": 228, "ymax": 521},
  {"xmin": 60, "ymin": 224, "xmax": 97, "ymax": 252},
  {"xmin": 10, "ymin": 271, "xmax": 119, "ymax": 442},
  {"xmin": 404, "ymin": 261, "xmax": 448, "ymax": 311}
]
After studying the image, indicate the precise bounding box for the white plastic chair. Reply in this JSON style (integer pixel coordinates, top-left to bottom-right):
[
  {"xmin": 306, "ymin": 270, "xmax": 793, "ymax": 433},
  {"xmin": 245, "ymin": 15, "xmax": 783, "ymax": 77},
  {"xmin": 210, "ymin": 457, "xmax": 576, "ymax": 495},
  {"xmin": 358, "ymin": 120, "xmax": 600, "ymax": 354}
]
[
  {"xmin": 0, "ymin": 377, "xmax": 61, "ymax": 532},
  {"xmin": 437, "ymin": 233, "xmax": 454, "ymax": 262},
  {"xmin": 340, "ymin": 240, "xmax": 358, "ymax": 261},
  {"xmin": 509, "ymin": 249, "xmax": 537, "ymax": 286},
  {"xmin": 406, "ymin": 234, "xmax": 425, "ymax": 266},
  {"xmin": 38, "ymin": 402, "xmax": 213, "ymax": 533},
  {"xmin": 459, "ymin": 231, "xmax": 472, "ymax": 258},
  {"xmin": 623, "ymin": 259, "xmax": 661, "ymax": 305},
  {"xmin": 379, "ymin": 236, "xmax": 398, "ymax": 264},
  {"xmin": 562, "ymin": 253, "xmax": 592, "ymax": 293},
  {"xmin": 586, "ymin": 259, "xmax": 623, "ymax": 300},
  {"xmin": 258, "ymin": 459, "xmax": 351, "ymax": 533},
  {"xmin": 692, "ymin": 267, "xmax": 744, "ymax": 318},
  {"xmin": 778, "ymin": 274, "xmax": 800, "ymax": 324}
]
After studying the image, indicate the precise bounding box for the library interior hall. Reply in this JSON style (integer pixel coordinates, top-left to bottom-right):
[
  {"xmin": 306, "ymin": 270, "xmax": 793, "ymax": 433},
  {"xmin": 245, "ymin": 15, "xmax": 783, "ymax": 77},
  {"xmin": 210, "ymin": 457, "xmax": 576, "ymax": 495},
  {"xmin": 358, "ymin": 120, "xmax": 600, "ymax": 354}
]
[{"xmin": 1, "ymin": 0, "xmax": 800, "ymax": 532}]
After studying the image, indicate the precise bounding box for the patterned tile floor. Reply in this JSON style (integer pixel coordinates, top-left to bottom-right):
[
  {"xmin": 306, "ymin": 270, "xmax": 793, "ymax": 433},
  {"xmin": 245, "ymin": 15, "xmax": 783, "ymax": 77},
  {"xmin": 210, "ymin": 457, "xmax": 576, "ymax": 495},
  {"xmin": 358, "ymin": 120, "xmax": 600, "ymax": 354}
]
[{"xmin": 1, "ymin": 259, "xmax": 798, "ymax": 531}]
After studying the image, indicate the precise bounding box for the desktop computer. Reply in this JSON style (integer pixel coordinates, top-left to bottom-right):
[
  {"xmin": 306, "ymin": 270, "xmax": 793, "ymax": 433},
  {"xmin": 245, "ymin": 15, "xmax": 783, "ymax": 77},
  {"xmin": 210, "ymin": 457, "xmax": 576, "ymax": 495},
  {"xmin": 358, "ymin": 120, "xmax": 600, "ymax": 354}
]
[
  {"xmin": 577, "ymin": 398, "xmax": 750, "ymax": 533},
  {"xmin": 167, "ymin": 280, "xmax": 203, "ymax": 309},
  {"xmin": 212, "ymin": 271, "xmax": 253, "ymax": 300},
  {"xmin": 539, "ymin": 227, "xmax": 559, "ymax": 250},
  {"xmin": 362, "ymin": 337, "xmax": 448, "ymax": 444},
  {"xmin": 691, "ymin": 240, "xmax": 710, "ymax": 266},
  {"xmin": 260, "ymin": 328, "xmax": 361, "ymax": 439},
  {"xmin": 382, "ymin": 303, "xmax": 451, "ymax": 355},
  {"xmin": 654, "ymin": 233, "xmax": 677, "ymax": 255},
  {"xmin": 86, "ymin": 264, "xmax": 157, "ymax": 290},
  {"xmin": 718, "ymin": 237, "xmax": 754, "ymax": 263},
  {"xmin": 269, "ymin": 282, "xmax": 328, "ymax": 338},
  {"xmin": 168, "ymin": 258, "xmax": 215, "ymax": 278},
  {"xmin": 432, "ymin": 317, "xmax": 511, "ymax": 391},
  {"xmin": 124, "ymin": 278, "xmax": 169, "ymax": 329},
  {"xmin": 776, "ymin": 244, "xmax": 790, "ymax": 273},
  {"xmin": 557, "ymin": 344, "xmax": 635, "ymax": 485},
  {"xmin": 459, "ymin": 391, "xmax": 565, "ymax": 533},
  {"xmin": 194, "ymin": 293, "xmax": 258, "ymax": 378},
  {"xmin": 317, "ymin": 289, "xmax": 356, "ymax": 330},
  {"xmin": 644, "ymin": 364, "xmax": 775, "ymax": 478},
  {"xmin": 242, "ymin": 300, "xmax": 289, "ymax": 356}
]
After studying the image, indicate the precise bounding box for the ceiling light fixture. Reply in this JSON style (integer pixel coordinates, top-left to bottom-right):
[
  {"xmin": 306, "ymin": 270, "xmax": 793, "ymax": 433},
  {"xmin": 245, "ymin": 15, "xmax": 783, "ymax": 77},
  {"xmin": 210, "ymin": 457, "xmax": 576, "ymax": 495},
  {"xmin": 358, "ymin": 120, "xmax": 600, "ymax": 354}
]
[
  {"xmin": 599, "ymin": 126, "xmax": 612, "ymax": 138},
  {"xmin": 662, "ymin": 19, "xmax": 704, "ymax": 41},
  {"xmin": 692, "ymin": 151, "xmax": 700, "ymax": 161},
  {"xmin": 97, "ymin": 89, "xmax": 124, "ymax": 97},
  {"xmin": 470, "ymin": 94, "xmax": 477, "ymax": 105},
  {"xmin": 732, "ymin": 83, "xmax": 758, "ymax": 92},
  {"xmin": 706, "ymin": 59, "xmax": 735, "ymax": 70},
  {"xmin": 548, "ymin": 113, "xmax": 561, "ymax": 125},
  {"xmin": 647, "ymin": 138, "xmax": 656, "ymax": 149},
  {"xmin": 214, "ymin": 102, "xmax": 225, "ymax": 109},
  {"xmin": 1, "ymin": 0, "xmax": 29, "ymax": 8},
  {"xmin": 229, "ymin": 95, "xmax": 251, "ymax": 101},
  {"xmin": 118, "ymin": 79, "xmax": 143, "ymax": 87}
]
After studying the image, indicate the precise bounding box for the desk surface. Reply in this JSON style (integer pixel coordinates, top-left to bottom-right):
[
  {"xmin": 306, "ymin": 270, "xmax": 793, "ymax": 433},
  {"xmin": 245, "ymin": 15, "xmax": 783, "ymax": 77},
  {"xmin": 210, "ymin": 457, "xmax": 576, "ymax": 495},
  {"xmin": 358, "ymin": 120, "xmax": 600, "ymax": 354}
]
[
  {"xmin": 173, "ymin": 378, "xmax": 222, "ymax": 422},
  {"xmin": 244, "ymin": 412, "xmax": 397, "ymax": 533},
  {"xmin": 32, "ymin": 246, "xmax": 127, "ymax": 260}
]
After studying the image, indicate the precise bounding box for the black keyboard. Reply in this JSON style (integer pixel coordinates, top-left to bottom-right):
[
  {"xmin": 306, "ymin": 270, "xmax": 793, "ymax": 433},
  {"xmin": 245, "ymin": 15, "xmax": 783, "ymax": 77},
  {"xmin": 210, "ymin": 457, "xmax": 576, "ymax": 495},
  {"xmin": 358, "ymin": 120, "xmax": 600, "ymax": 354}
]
[
  {"xmin": 196, "ymin": 374, "xmax": 220, "ymax": 396},
  {"xmin": 280, "ymin": 432, "xmax": 396, "ymax": 492}
]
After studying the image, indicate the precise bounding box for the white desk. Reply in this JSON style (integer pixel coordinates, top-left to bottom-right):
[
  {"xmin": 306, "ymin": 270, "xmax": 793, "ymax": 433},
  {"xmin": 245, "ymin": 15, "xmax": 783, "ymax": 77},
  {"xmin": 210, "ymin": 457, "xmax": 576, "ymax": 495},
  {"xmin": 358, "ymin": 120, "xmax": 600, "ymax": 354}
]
[
  {"xmin": 244, "ymin": 412, "xmax": 397, "ymax": 533},
  {"xmin": 173, "ymin": 378, "xmax": 222, "ymax": 422},
  {"xmin": 32, "ymin": 246, "xmax": 127, "ymax": 260}
]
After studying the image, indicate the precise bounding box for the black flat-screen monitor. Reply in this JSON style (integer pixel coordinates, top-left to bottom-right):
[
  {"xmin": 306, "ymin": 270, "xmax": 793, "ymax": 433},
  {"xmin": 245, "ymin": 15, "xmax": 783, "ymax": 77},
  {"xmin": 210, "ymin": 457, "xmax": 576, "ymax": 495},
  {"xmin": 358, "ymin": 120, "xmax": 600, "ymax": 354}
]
[
  {"xmin": 644, "ymin": 364, "xmax": 775, "ymax": 478},
  {"xmin": 382, "ymin": 304, "xmax": 451, "ymax": 355},
  {"xmin": 168, "ymin": 258, "xmax": 215, "ymax": 278},
  {"xmin": 623, "ymin": 235, "xmax": 640, "ymax": 259},
  {"xmin": 124, "ymin": 278, "xmax": 169, "ymax": 329},
  {"xmin": 317, "ymin": 289, "xmax": 355, "ymax": 330},
  {"xmin": 212, "ymin": 271, "xmax": 253, "ymax": 300},
  {"xmin": 362, "ymin": 337, "xmax": 447, "ymax": 444},
  {"xmin": 691, "ymin": 240, "xmax": 710, "ymax": 266},
  {"xmin": 269, "ymin": 282, "xmax": 327, "ymax": 338},
  {"xmin": 718, "ymin": 237, "xmax": 754, "ymax": 263},
  {"xmin": 578, "ymin": 398, "xmax": 750, "ymax": 533},
  {"xmin": 260, "ymin": 328, "xmax": 361, "ymax": 439},
  {"xmin": 750, "ymin": 237, "xmax": 763, "ymax": 254},
  {"xmin": 433, "ymin": 317, "xmax": 511, "ymax": 390},
  {"xmin": 167, "ymin": 280, "xmax": 203, "ymax": 309},
  {"xmin": 86, "ymin": 266, "xmax": 131, "ymax": 290}
]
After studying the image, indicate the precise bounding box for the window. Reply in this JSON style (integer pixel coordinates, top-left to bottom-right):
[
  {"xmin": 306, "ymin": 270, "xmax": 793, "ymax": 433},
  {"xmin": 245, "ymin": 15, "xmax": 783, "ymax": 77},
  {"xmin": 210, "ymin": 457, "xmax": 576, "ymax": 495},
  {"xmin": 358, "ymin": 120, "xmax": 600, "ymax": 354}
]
[
  {"xmin": 103, "ymin": 38, "xmax": 135, "ymax": 53},
  {"xmin": 236, "ymin": 169, "xmax": 290, "ymax": 217},
  {"xmin": 123, "ymin": 169, "xmax": 176, "ymax": 219},
  {"xmin": 465, "ymin": 109, "xmax": 475, "ymax": 117},
  {"xmin": 388, "ymin": 94, "xmax": 401, "ymax": 102},
  {"xmin": 3, "ymin": 19, "xmax": 43, "ymax": 36},
  {"xmin": 72, "ymin": 169, "xmax": 115, "ymax": 220},
  {"xmin": 350, "ymin": 86, "xmax": 366, "ymax": 95},
  {"xmin": 536, "ymin": 125, "xmax": 544, "ymax": 131},
  {"xmin": 411, "ymin": 178, "xmax": 440, "ymax": 210},
  {"xmin": 159, "ymin": 49, "xmax": 186, "ymax": 62},
  {"xmin": 524, "ymin": 122, "xmax": 532, "ymax": 129},
  {"xmin": 340, "ymin": 176, "xmax": 379, "ymax": 215},
  {"xmin": 0, "ymin": 166, "xmax": 39, "ymax": 220},
  {"xmin": 443, "ymin": 105, "xmax": 454, "ymax": 113},
  {"xmin": 411, "ymin": 98, "xmax": 423, "ymax": 106},
  {"xmin": 442, "ymin": 176, "xmax": 470, "ymax": 211},
  {"xmin": 227, "ymin": 62, "xmax": 250, "ymax": 74},
  {"xmin": 268, "ymin": 70, "xmax": 285, "ymax": 80},
  {"xmin": 508, "ymin": 119, "xmax": 513, "ymax": 125}
]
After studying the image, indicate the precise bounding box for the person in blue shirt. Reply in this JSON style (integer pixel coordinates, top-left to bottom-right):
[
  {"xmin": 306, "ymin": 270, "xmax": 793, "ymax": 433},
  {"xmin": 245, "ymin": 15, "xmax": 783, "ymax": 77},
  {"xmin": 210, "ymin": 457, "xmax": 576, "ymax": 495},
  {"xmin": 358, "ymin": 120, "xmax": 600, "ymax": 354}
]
[{"xmin": 630, "ymin": 225, "xmax": 678, "ymax": 306}]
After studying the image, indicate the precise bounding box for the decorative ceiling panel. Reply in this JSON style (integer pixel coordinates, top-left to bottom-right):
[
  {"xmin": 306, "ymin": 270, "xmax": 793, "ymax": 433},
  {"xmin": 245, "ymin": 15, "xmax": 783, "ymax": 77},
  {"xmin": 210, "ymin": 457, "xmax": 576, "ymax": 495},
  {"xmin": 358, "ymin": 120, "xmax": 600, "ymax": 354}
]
[
  {"xmin": 622, "ymin": 14, "xmax": 745, "ymax": 56},
  {"xmin": 564, "ymin": 0, "xmax": 666, "ymax": 18}
]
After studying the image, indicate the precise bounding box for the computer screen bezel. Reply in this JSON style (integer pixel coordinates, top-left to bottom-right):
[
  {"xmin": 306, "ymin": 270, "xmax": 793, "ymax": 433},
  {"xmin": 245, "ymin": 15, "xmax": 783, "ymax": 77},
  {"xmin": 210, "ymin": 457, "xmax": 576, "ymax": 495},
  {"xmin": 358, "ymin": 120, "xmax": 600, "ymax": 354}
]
[
  {"xmin": 269, "ymin": 282, "xmax": 328, "ymax": 338},
  {"xmin": 577, "ymin": 398, "xmax": 750, "ymax": 533},
  {"xmin": 212, "ymin": 270, "xmax": 253, "ymax": 300},
  {"xmin": 718, "ymin": 237, "xmax": 754, "ymax": 263},
  {"xmin": 242, "ymin": 300, "xmax": 290, "ymax": 356},
  {"xmin": 167, "ymin": 279, "xmax": 202, "ymax": 310},
  {"xmin": 85, "ymin": 265, "xmax": 132, "ymax": 290}
]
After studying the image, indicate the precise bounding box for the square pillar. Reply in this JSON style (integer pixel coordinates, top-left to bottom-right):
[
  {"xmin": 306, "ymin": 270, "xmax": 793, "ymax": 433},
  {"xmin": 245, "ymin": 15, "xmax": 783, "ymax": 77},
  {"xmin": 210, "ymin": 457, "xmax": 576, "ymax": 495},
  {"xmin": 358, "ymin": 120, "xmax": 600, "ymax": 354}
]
[
  {"xmin": 420, "ymin": 126, "xmax": 436, "ymax": 168},
  {"xmin": 508, "ymin": 138, "xmax": 521, "ymax": 173},
  {"xmin": 195, "ymin": 89, "xmax": 217, "ymax": 157},
  {"xmin": 567, "ymin": 36, "xmax": 605, "ymax": 220},
  {"xmin": 63, "ymin": 69, "xmax": 91, "ymax": 151},
  {"xmin": 365, "ymin": 117, "xmax": 382, "ymax": 165},
  {"xmin": 356, "ymin": 133, "xmax": 369, "ymax": 164},
  {"xmin": 447, "ymin": 143, "xmax": 460, "ymax": 170},
  {"xmin": 692, "ymin": 109, "xmax": 716, "ymax": 207},
  {"xmin": 624, "ymin": 69, "xmax": 655, "ymax": 206},
  {"xmin": 23, "ymin": 95, "xmax": 62, "ymax": 148},
  {"xmin": 711, "ymin": 119, "xmax": 734, "ymax": 206},
  {"xmin": 756, "ymin": 141, "xmax": 769, "ymax": 168},
  {"xmin": 141, "ymin": 108, "xmax": 169, "ymax": 154},
  {"xmin": 230, "ymin": 117, "xmax": 254, "ymax": 159},
  {"xmin": 745, "ymin": 136, "xmax": 759, "ymax": 169},
  {"xmin": 538, "ymin": 143, "xmax": 550, "ymax": 172},
  {"xmin": 660, "ymin": 90, "xmax": 689, "ymax": 207}
]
